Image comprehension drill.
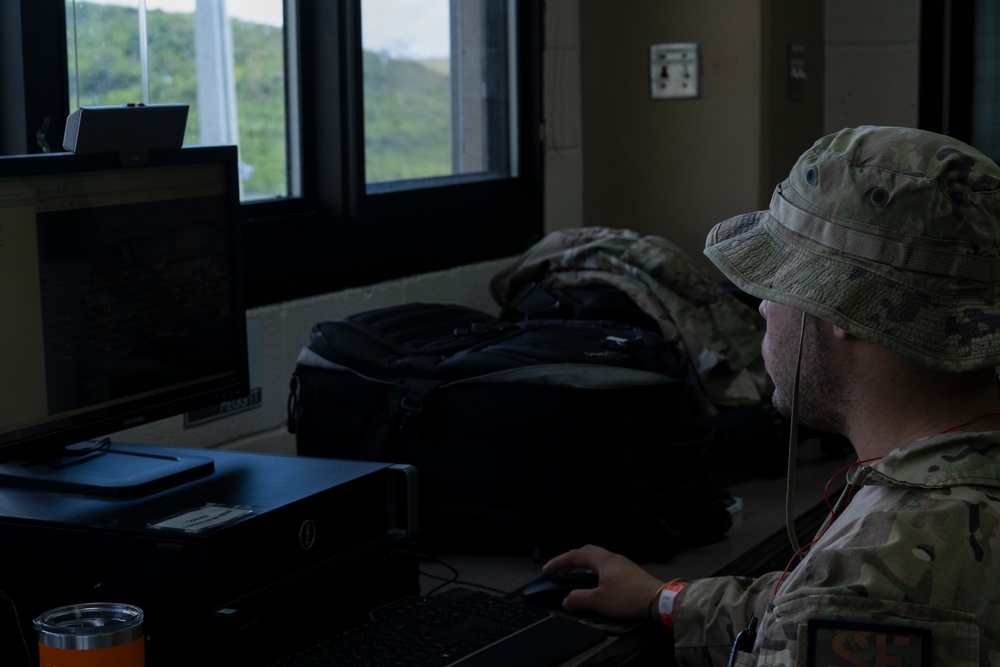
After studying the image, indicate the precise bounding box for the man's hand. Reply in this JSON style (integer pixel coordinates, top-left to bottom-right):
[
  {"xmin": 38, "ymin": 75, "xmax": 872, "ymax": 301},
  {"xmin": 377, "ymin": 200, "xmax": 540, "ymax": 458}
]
[{"xmin": 542, "ymin": 544, "xmax": 665, "ymax": 619}]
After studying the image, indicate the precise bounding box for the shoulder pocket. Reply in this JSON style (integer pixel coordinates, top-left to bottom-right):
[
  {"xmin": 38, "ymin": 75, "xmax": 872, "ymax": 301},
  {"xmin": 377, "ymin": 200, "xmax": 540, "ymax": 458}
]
[{"xmin": 771, "ymin": 594, "xmax": 979, "ymax": 667}]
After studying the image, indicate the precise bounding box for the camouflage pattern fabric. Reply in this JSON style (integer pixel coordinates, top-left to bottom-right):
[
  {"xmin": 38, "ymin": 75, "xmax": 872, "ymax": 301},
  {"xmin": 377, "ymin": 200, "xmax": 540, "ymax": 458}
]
[
  {"xmin": 705, "ymin": 125, "xmax": 1000, "ymax": 373},
  {"xmin": 490, "ymin": 227, "xmax": 771, "ymax": 407},
  {"xmin": 672, "ymin": 430, "xmax": 1000, "ymax": 666}
]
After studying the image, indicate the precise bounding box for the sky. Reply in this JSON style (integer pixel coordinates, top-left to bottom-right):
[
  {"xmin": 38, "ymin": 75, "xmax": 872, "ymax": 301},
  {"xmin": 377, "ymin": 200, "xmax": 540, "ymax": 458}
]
[{"xmin": 81, "ymin": 0, "xmax": 450, "ymax": 58}]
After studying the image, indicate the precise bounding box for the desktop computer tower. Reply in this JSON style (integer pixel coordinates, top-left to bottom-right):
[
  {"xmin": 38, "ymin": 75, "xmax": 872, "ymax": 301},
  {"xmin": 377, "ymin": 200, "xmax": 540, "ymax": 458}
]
[{"xmin": 0, "ymin": 445, "xmax": 419, "ymax": 666}]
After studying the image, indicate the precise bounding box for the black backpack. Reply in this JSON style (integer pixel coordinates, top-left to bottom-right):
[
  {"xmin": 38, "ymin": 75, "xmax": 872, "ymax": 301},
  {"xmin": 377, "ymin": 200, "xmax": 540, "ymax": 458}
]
[{"xmin": 288, "ymin": 302, "xmax": 732, "ymax": 561}]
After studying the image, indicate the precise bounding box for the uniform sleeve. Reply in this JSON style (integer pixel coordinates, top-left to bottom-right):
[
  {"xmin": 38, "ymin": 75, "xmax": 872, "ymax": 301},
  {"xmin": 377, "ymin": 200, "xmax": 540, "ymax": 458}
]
[{"xmin": 671, "ymin": 571, "xmax": 783, "ymax": 667}]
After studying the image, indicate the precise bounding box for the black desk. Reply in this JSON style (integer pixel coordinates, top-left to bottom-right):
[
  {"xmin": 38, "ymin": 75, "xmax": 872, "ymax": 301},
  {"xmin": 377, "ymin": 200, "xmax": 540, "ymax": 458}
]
[{"xmin": 419, "ymin": 452, "xmax": 850, "ymax": 665}]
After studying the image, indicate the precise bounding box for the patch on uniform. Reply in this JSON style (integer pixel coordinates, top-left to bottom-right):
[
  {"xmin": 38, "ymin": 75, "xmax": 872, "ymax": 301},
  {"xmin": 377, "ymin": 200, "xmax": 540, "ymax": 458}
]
[{"xmin": 806, "ymin": 620, "xmax": 931, "ymax": 667}]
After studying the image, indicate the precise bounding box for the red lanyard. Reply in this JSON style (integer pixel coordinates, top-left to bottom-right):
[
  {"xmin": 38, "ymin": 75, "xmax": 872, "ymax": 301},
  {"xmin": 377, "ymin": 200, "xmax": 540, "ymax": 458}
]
[{"xmin": 772, "ymin": 456, "xmax": 882, "ymax": 598}]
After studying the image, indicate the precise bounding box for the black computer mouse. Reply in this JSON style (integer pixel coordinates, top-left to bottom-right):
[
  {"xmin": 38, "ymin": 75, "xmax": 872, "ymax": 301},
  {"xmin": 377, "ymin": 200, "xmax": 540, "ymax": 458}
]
[{"xmin": 520, "ymin": 571, "xmax": 599, "ymax": 608}]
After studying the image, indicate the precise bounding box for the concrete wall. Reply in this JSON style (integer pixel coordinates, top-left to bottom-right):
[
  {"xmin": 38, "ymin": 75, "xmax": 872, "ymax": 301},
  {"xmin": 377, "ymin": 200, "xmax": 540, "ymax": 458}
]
[{"xmin": 120, "ymin": 0, "xmax": 921, "ymax": 455}]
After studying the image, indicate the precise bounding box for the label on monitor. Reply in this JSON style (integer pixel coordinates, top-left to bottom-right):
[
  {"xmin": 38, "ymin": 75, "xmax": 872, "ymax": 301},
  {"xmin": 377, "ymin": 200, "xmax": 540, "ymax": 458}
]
[{"xmin": 150, "ymin": 503, "xmax": 254, "ymax": 533}]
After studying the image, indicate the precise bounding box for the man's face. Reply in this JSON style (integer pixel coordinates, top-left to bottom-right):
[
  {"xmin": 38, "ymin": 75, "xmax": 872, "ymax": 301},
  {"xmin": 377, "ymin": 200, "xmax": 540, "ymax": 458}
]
[{"xmin": 758, "ymin": 300, "xmax": 849, "ymax": 435}]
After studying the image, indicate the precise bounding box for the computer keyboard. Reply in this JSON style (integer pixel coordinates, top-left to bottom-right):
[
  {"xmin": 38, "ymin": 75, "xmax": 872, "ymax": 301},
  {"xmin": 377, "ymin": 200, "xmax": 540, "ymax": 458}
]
[{"xmin": 269, "ymin": 586, "xmax": 606, "ymax": 666}]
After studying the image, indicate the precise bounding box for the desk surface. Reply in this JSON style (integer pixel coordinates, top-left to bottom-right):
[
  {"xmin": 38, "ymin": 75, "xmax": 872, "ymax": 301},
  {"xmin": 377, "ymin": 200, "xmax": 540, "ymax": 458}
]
[
  {"xmin": 421, "ymin": 451, "xmax": 848, "ymax": 591},
  {"xmin": 419, "ymin": 451, "xmax": 851, "ymax": 665}
]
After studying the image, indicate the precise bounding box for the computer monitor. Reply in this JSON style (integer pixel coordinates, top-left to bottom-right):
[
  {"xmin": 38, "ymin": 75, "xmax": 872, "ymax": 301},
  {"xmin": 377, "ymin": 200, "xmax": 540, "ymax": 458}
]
[{"xmin": 0, "ymin": 146, "xmax": 249, "ymax": 494}]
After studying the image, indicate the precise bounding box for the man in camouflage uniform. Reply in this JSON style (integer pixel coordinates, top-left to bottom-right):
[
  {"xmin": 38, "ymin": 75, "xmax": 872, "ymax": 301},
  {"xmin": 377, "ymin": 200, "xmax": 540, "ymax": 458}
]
[{"xmin": 543, "ymin": 126, "xmax": 1000, "ymax": 665}]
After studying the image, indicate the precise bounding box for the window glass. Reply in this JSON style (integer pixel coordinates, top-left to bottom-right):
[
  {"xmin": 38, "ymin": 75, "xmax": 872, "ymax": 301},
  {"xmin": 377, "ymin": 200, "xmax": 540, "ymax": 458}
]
[
  {"xmin": 64, "ymin": 0, "xmax": 290, "ymax": 202},
  {"xmin": 972, "ymin": 0, "xmax": 1000, "ymax": 160},
  {"xmin": 361, "ymin": 0, "xmax": 516, "ymax": 192}
]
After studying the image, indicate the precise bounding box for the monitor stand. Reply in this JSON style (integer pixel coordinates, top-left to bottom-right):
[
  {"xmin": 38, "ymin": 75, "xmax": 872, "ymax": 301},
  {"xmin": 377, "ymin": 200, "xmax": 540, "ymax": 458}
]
[{"xmin": 0, "ymin": 440, "xmax": 214, "ymax": 496}]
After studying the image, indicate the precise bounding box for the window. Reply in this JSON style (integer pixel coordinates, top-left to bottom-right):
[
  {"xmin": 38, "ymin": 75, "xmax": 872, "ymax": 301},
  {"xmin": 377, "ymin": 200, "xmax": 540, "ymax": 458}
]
[
  {"xmin": 2, "ymin": 0, "xmax": 542, "ymax": 308},
  {"xmin": 361, "ymin": 0, "xmax": 517, "ymax": 192},
  {"xmin": 970, "ymin": 1, "xmax": 1000, "ymax": 160},
  {"xmin": 64, "ymin": 0, "xmax": 292, "ymax": 202},
  {"xmin": 920, "ymin": 0, "xmax": 1000, "ymax": 161}
]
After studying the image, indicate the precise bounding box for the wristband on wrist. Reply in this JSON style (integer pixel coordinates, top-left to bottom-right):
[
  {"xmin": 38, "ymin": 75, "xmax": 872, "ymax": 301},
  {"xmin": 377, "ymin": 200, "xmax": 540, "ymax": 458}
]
[{"xmin": 648, "ymin": 579, "xmax": 687, "ymax": 628}]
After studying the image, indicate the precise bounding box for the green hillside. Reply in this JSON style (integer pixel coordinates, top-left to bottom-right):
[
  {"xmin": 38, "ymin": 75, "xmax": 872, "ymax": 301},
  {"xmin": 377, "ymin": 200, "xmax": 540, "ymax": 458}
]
[
  {"xmin": 362, "ymin": 49, "xmax": 451, "ymax": 182},
  {"xmin": 67, "ymin": 4, "xmax": 451, "ymax": 198}
]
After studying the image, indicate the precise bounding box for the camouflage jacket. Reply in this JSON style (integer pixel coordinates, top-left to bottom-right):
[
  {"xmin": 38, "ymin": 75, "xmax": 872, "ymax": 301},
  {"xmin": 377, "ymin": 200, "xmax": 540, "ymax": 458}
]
[
  {"xmin": 490, "ymin": 227, "xmax": 771, "ymax": 408},
  {"xmin": 673, "ymin": 431, "xmax": 1000, "ymax": 666}
]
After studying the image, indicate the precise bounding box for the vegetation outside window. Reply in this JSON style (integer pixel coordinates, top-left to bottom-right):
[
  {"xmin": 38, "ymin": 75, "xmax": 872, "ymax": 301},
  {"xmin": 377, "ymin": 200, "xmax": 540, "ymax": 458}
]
[
  {"xmin": 64, "ymin": 0, "xmax": 292, "ymax": 202},
  {"xmin": 360, "ymin": 0, "xmax": 517, "ymax": 192},
  {"xmin": 63, "ymin": 0, "xmax": 519, "ymax": 200}
]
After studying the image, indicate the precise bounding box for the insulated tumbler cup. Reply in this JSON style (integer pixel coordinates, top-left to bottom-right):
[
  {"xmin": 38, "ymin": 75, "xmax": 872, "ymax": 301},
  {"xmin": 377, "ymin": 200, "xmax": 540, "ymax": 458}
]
[{"xmin": 34, "ymin": 602, "xmax": 144, "ymax": 667}]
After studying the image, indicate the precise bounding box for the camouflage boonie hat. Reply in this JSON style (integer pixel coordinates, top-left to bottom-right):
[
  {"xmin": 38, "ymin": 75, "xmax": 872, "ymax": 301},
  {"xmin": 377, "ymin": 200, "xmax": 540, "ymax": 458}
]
[{"xmin": 704, "ymin": 125, "xmax": 1000, "ymax": 372}]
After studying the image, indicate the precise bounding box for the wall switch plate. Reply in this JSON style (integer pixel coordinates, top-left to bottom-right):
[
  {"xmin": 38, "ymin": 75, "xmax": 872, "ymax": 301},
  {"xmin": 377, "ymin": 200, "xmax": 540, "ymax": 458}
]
[{"xmin": 650, "ymin": 43, "xmax": 700, "ymax": 99}]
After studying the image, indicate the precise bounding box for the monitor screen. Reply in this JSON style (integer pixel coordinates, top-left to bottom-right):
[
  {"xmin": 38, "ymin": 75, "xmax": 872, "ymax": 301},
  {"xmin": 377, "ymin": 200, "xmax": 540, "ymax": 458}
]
[{"xmin": 0, "ymin": 146, "xmax": 249, "ymax": 485}]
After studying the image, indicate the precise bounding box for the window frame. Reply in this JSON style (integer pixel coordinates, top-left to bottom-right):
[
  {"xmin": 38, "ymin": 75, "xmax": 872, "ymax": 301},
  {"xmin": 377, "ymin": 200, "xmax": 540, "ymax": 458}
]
[
  {"xmin": 919, "ymin": 0, "xmax": 975, "ymax": 141},
  {"xmin": 1, "ymin": 0, "xmax": 544, "ymax": 308}
]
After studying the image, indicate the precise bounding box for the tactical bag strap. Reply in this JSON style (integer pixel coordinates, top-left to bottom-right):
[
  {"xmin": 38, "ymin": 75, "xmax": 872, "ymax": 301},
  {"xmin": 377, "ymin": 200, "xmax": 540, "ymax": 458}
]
[
  {"xmin": 395, "ymin": 377, "xmax": 445, "ymax": 436},
  {"xmin": 287, "ymin": 373, "xmax": 300, "ymax": 434}
]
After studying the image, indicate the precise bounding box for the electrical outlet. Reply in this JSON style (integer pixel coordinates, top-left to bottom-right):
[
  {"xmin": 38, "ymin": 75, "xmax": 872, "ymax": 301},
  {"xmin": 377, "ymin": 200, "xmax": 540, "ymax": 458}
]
[{"xmin": 650, "ymin": 43, "xmax": 700, "ymax": 99}]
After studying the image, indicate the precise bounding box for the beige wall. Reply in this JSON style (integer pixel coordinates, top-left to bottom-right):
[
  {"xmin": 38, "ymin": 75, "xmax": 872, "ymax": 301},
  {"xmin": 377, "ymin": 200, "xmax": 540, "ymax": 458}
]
[
  {"xmin": 760, "ymin": 1, "xmax": 827, "ymax": 204},
  {"xmin": 823, "ymin": 0, "xmax": 921, "ymax": 132},
  {"xmin": 578, "ymin": 0, "xmax": 766, "ymax": 265},
  {"xmin": 577, "ymin": 0, "xmax": 828, "ymax": 272},
  {"xmin": 544, "ymin": 0, "xmax": 584, "ymax": 232},
  {"xmin": 121, "ymin": 0, "xmax": 922, "ymax": 455}
]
